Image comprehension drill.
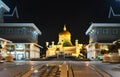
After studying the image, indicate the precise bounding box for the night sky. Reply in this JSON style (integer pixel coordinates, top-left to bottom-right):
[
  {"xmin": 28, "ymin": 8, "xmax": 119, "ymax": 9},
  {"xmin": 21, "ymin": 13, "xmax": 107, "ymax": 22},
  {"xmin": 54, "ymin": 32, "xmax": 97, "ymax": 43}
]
[{"xmin": 3, "ymin": 0, "xmax": 120, "ymax": 47}]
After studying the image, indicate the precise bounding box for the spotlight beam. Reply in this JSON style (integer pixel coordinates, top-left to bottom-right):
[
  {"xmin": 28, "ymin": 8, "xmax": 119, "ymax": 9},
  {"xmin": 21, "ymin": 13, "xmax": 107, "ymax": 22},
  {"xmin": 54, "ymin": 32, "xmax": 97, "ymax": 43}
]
[
  {"xmin": 108, "ymin": 6, "xmax": 120, "ymax": 18},
  {"xmin": 4, "ymin": 6, "xmax": 19, "ymax": 19}
]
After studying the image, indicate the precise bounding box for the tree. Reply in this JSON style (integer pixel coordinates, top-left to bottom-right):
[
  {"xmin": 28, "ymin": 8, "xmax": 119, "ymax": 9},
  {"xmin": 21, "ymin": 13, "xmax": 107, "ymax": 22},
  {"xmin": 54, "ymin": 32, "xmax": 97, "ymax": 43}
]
[
  {"xmin": 114, "ymin": 40, "xmax": 120, "ymax": 49},
  {"xmin": 0, "ymin": 44, "xmax": 2, "ymax": 49},
  {"xmin": 108, "ymin": 45, "xmax": 115, "ymax": 53},
  {"xmin": 108, "ymin": 40, "xmax": 120, "ymax": 53},
  {"xmin": 101, "ymin": 49, "xmax": 108, "ymax": 55},
  {"xmin": 0, "ymin": 44, "xmax": 2, "ymax": 54},
  {"xmin": 95, "ymin": 42, "xmax": 100, "ymax": 49}
]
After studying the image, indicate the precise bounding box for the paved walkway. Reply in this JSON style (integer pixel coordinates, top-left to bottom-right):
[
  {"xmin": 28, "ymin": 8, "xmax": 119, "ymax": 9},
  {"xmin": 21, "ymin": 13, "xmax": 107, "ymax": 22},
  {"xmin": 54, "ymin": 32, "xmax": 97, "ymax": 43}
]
[
  {"xmin": 0, "ymin": 62, "xmax": 31, "ymax": 77},
  {"xmin": 69, "ymin": 61, "xmax": 102, "ymax": 77},
  {"xmin": 0, "ymin": 61, "xmax": 120, "ymax": 77},
  {"xmin": 0, "ymin": 61, "xmax": 63, "ymax": 77},
  {"xmin": 91, "ymin": 61, "xmax": 120, "ymax": 77},
  {"xmin": 0, "ymin": 61, "xmax": 43, "ymax": 77}
]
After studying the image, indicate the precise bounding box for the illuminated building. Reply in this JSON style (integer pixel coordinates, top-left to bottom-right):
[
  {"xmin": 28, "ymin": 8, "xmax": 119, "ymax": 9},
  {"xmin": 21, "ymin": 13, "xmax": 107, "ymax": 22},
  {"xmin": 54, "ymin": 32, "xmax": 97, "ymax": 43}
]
[
  {"xmin": 0, "ymin": 1, "xmax": 42, "ymax": 60},
  {"xmin": 46, "ymin": 25, "xmax": 83, "ymax": 58},
  {"xmin": 0, "ymin": 38, "xmax": 42, "ymax": 60},
  {"xmin": 12, "ymin": 43, "xmax": 42, "ymax": 60},
  {"xmin": 0, "ymin": 23, "xmax": 42, "ymax": 60},
  {"xmin": 0, "ymin": 23, "xmax": 41, "ymax": 43},
  {"xmin": 0, "ymin": 38, "xmax": 12, "ymax": 57},
  {"xmin": 86, "ymin": 23, "xmax": 120, "ymax": 59}
]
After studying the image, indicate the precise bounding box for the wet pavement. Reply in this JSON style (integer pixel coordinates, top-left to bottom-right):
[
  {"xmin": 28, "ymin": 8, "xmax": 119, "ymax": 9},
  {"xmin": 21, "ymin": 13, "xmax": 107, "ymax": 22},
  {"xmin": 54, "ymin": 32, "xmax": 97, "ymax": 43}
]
[{"xmin": 0, "ymin": 61, "xmax": 119, "ymax": 77}]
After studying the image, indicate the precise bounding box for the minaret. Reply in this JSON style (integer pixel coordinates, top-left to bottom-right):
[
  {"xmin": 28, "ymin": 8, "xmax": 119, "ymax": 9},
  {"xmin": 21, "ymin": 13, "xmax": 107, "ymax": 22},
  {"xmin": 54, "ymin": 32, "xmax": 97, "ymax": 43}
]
[
  {"xmin": 46, "ymin": 42, "xmax": 49, "ymax": 47},
  {"xmin": 75, "ymin": 39, "xmax": 78, "ymax": 46},
  {"xmin": 52, "ymin": 41, "xmax": 55, "ymax": 47},
  {"xmin": 63, "ymin": 24, "xmax": 67, "ymax": 31}
]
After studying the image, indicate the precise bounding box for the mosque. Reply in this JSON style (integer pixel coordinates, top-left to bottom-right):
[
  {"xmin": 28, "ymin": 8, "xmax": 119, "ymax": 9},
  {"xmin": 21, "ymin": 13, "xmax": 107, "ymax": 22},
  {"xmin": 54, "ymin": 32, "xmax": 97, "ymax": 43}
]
[{"xmin": 46, "ymin": 25, "xmax": 83, "ymax": 58}]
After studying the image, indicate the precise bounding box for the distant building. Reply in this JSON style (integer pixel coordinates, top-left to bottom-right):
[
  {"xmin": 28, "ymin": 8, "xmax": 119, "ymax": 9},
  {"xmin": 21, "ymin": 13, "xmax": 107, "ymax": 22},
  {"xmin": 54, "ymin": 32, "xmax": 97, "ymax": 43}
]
[
  {"xmin": 46, "ymin": 25, "xmax": 83, "ymax": 58},
  {"xmin": 86, "ymin": 23, "xmax": 120, "ymax": 59}
]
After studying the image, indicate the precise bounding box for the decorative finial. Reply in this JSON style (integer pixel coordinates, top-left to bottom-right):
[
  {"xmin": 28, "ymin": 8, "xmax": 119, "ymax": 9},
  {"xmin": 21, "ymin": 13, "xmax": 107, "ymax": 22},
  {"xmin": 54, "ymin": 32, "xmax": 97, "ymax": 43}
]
[{"xmin": 63, "ymin": 24, "xmax": 67, "ymax": 31}]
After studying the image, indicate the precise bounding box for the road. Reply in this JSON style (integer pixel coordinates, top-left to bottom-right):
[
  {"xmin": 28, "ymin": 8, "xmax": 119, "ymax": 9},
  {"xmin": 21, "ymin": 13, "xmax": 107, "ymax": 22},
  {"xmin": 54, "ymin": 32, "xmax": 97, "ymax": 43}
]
[{"xmin": 0, "ymin": 61, "xmax": 113, "ymax": 77}]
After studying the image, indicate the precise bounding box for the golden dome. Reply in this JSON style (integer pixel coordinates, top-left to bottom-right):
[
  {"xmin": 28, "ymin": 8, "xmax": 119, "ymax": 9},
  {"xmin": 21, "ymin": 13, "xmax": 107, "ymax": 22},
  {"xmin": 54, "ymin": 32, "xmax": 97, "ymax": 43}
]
[
  {"xmin": 59, "ymin": 24, "xmax": 71, "ymax": 35},
  {"xmin": 59, "ymin": 31, "xmax": 71, "ymax": 35}
]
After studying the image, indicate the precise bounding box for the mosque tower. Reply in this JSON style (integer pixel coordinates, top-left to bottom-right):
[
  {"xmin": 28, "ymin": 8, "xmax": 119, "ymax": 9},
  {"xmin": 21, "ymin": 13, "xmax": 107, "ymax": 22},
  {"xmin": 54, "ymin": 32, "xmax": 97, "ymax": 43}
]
[{"xmin": 58, "ymin": 24, "xmax": 73, "ymax": 46}]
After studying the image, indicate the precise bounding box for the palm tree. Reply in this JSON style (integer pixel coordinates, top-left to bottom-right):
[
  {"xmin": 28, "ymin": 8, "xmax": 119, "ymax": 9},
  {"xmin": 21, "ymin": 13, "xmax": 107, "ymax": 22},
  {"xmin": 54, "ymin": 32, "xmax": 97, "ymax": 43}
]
[
  {"xmin": 108, "ymin": 40, "xmax": 120, "ymax": 63},
  {"xmin": 108, "ymin": 44, "xmax": 116, "ymax": 53},
  {"xmin": 109, "ymin": 40, "xmax": 120, "ymax": 53},
  {"xmin": 114, "ymin": 40, "xmax": 120, "ymax": 50}
]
